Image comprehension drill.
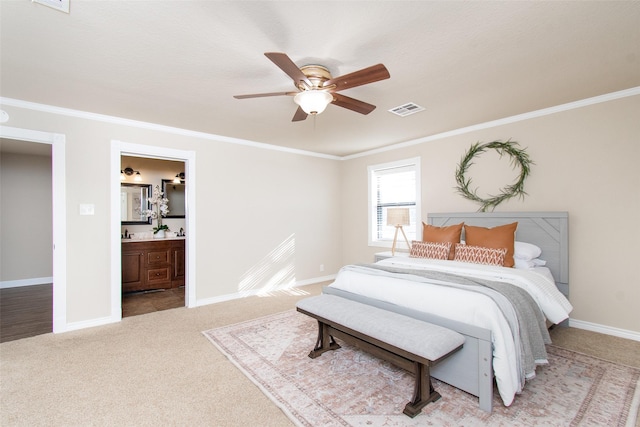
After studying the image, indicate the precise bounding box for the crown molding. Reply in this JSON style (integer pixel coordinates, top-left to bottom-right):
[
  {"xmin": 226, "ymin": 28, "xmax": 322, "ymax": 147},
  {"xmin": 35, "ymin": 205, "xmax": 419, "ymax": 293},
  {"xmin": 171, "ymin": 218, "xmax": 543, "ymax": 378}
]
[
  {"xmin": 2, "ymin": 86, "xmax": 638, "ymax": 162},
  {"xmin": 342, "ymin": 86, "xmax": 640, "ymax": 160},
  {"xmin": 0, "ymin": 97, "xmax": 342, "ymax": 161}
]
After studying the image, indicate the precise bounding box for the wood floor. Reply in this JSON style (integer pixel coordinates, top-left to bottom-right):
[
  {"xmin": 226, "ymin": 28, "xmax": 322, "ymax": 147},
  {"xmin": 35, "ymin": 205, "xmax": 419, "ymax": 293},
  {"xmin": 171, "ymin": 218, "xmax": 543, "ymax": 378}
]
[
  {"xmin": 0, "ymin": 284, "xmax": 184, "ymax": 343},
  {"xmin": 121, "ymin": 287, "xmax": 185, "ymax": 318},
  {"xmin": 0, "ymin": 284, "xmax": 52, "ymax": 343}
]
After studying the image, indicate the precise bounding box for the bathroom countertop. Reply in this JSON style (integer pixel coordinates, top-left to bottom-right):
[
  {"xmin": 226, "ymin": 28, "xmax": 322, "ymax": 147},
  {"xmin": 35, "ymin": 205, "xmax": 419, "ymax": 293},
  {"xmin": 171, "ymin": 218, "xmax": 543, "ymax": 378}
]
[{"xmin": 121, "ymin": 236, "xmax": 186, "ymax": 242}]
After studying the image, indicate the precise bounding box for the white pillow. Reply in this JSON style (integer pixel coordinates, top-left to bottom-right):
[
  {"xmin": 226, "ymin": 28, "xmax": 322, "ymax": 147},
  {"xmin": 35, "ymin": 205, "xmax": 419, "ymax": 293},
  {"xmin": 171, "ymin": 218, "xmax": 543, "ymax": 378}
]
[
  {"xmin": 514, "ymin": 258, "xmax": 534, "ymax": 269},
  {"xmin": 514, "ymin": 257, "xmax": 547, "ymax": 269},
  {"xmin": 514, "ymin": 241, "xmax": 542, "ymax": 260}
]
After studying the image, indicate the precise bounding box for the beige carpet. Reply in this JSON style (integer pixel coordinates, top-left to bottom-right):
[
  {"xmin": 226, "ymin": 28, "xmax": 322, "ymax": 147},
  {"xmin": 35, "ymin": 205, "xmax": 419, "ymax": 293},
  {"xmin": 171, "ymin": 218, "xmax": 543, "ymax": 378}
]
[
  {"xmin": 1, "ymin": 282, "xmax": 639, "ymax": 426},
  {"xmin": 204, "ymin": 309, "xmax": 640, "ymax": 427}
]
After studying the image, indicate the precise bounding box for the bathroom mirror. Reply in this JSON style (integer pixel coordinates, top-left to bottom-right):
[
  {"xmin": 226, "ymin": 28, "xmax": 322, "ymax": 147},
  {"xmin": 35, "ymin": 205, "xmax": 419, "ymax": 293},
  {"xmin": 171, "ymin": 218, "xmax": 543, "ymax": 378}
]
[
  {"xmin": 121, "ymin": 183, "xmax": 152, "ymax": 224},
  {"xmin": 162, "ymin": 179, "xmax": 185, "ymax": 218}
]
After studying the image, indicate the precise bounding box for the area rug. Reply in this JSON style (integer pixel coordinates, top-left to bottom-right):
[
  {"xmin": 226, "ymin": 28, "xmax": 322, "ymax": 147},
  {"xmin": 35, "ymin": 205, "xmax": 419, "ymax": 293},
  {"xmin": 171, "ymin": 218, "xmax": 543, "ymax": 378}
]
[{"xmin": 203, "ymin": 310, "xmax": 640, "ymax": 427}]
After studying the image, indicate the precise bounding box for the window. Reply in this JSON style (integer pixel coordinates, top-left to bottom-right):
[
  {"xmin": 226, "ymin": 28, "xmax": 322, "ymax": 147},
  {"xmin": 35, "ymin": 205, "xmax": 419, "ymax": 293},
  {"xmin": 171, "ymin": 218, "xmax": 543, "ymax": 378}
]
[{"xmin": 368, "ymin": 157, "xmax": 421, "ymax": 247}]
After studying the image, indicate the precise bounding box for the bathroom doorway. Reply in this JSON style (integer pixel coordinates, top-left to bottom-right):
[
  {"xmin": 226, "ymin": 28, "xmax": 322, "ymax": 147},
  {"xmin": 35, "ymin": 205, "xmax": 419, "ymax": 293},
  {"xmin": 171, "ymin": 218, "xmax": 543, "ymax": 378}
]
[
  {"xmin": 110, "ymin": 140, "xmax": 196, "ymax": 322},
  {"xmin": 119, "ymin": 155, "xmax": 186, "ymax": 317}
]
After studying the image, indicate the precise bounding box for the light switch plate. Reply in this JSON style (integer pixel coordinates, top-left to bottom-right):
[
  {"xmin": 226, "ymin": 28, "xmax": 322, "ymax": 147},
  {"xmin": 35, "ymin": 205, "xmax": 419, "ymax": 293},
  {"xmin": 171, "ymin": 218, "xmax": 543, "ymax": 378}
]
[
  {"xmin": 33, "ymin": 0, "xmax": 70, "ymax": 13},
  {"xmin": 79, "ymin": 204, "xmax": 95, "ymax": 215}
]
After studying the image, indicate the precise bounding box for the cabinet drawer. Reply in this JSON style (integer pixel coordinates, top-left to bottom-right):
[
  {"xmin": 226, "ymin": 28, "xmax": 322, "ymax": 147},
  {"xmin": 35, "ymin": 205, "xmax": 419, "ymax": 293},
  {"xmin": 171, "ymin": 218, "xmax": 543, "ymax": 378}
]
[
  {"xmin": 147, "ymin": 267, "xmax": 170, "ymax": 285},
  {"xmin": 147, "ymin": 249, "xmax": 170, "ymax": 265}
]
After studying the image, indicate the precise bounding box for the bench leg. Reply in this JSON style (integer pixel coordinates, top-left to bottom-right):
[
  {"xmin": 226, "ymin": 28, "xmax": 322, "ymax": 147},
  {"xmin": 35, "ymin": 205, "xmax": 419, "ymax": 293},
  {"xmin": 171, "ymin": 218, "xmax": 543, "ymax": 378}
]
[
  {"xmin": 403, "ymin": 361, "xmax": 441, "ymax": 418},
  {"xmin": 308, "ymin": 321, "xmax": 341, "ymax": 359}
]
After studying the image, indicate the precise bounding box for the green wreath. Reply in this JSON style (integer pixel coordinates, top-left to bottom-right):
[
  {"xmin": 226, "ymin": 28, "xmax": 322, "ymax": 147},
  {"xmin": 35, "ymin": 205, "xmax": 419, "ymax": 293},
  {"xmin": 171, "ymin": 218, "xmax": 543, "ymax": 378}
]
[{"xmin": 455, "ymin": 140, "xmax": 533, "ymax": 212}]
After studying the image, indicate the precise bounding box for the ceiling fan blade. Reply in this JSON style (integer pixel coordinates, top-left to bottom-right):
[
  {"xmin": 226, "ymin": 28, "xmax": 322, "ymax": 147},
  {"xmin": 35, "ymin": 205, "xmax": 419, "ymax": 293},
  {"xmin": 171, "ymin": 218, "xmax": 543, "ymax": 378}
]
[
  {"xmin": 323, "ymin": 64, "xmax": 390, "ymax": 92},
  {"xmin": 234, "ymin": 91, "xmax": 297, "ymax": 99},
  {"xmin": 331, "ymin": 93, "xmax": 376, "ymax": 115},
  {"xmin": 292, "ymin": 106, "xmax": 308, "ymax": 122},
  {"xmin": 265, "ymin": 52, "xmax": 312, "ymax": 88}
]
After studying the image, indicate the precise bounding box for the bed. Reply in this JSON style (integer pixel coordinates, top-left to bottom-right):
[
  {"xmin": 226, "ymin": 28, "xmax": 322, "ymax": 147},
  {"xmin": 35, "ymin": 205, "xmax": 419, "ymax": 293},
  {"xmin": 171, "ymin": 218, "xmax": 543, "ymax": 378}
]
[{"xmin": 324, "ymin": 211, "xmax": 572, "ymax": 412}]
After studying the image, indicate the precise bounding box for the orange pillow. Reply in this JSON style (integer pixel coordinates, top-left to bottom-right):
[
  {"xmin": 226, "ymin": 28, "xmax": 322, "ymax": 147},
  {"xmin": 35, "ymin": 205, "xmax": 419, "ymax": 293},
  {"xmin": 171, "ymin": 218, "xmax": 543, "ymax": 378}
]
[
  {"xmin": 464, "ymin": 222, "xmax": 518, "ymax": 267},
  {"xmin": 422, "ymin": 222, "xmax": 464, "ymax": 260}
]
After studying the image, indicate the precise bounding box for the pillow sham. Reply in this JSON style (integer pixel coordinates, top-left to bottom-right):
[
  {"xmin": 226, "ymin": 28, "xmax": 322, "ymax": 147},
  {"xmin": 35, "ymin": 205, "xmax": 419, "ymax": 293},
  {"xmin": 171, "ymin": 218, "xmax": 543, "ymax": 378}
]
[
  {"xmin": 421, "ymin": 222, "xmax": 463, "ymax": 260},
  {"xmin": 409, "ymin": 241, "xmax": 452, "ymax": 260},
  {"xmin": 464, "ymin": 222, "xmax": 518, "ymax": 267},
  {"xmin": 454, "ymin": 244, "xmax": 507, "ymax": 266},
  {"xmin": 514, "ymin": 241, "xmax": 542, "ymax": 260}
]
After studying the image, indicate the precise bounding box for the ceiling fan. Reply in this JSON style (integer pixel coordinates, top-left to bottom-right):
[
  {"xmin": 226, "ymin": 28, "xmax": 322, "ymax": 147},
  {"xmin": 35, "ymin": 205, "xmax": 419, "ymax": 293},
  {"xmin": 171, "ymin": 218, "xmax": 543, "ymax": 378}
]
[{"xmin": 234, "ymin": 52, "xmax": 390, "ymax": 122}]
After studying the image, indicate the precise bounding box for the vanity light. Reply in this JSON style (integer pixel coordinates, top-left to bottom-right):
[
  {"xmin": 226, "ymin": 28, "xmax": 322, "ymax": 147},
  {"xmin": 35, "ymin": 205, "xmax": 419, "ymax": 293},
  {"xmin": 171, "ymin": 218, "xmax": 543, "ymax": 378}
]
[
  {"xmin": 172, "ymin": 172, "xmax": 185, "ymax": 184},
  {"xmin": 122, "ymin": 167, "xmax": 142, "ymax": 182}
]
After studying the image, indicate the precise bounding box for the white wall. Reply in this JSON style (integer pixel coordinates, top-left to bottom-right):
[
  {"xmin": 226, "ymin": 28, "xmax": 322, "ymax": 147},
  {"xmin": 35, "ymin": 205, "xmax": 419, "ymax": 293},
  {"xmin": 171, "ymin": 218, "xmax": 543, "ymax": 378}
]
[
  {"xmin": 340, "ymin": 94, "xmax": 640, "ymax": 334},
  {"xmin": 0, "ymin": 150, "xmax": 52, "ymax": 283}
]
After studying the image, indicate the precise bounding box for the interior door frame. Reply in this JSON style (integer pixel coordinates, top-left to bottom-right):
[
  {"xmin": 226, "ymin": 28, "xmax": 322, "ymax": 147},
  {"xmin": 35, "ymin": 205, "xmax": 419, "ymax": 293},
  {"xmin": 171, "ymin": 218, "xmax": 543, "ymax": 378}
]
[
  {"xmin": 110, "ymin": 140, "xmax": 196, "ymax": 321},
  {"xmin": 0, "ymin": 125, "xmax": 67, "ymax": 333}
]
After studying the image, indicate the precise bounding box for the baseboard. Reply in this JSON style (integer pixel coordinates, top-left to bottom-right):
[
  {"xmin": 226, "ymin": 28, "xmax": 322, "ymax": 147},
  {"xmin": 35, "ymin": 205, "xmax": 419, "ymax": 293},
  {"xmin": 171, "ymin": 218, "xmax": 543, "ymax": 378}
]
[
  {"xmin": 569, "ymin": 318, "xmax": 640, "ymax": 342},
  {"xmin": 195, "ymin": 274, "xmax": 337, "ymax": 308},
  {"xmin": 63, "ymin": 315, "xmax": 119, "ymax": 333},
  {"xmin": 0, "ymin": 277, "xmax": 53, "ymax": 289},
  {"xmin": 41, "ymin": 276, "xmax": 640, "ymax": 342}
]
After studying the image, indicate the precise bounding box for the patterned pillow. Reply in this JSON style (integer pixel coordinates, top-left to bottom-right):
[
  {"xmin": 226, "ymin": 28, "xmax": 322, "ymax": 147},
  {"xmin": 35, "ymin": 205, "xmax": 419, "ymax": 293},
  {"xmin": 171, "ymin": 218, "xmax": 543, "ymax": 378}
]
[
  {"xmin": 410, "ymin": 241, "xmax": 452, "ymax": 260},
  {"xmin": 454, "ymin": 244, "xmax": 507, "ymax": 266}
]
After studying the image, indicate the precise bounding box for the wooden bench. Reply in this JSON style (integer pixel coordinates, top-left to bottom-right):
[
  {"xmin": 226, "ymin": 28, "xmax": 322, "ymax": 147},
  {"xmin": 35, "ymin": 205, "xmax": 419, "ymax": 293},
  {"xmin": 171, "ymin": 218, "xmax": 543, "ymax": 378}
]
[{"xmin": 296, "ymin": 294, "xmax": 465, "ymax": 417}]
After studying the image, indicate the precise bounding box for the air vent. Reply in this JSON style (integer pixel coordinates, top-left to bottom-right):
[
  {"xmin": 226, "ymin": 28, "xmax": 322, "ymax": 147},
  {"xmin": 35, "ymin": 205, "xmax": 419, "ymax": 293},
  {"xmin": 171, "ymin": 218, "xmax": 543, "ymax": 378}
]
[{"xmin": 388, "ymin": 102, "xmax": 425, "ymax": 117}]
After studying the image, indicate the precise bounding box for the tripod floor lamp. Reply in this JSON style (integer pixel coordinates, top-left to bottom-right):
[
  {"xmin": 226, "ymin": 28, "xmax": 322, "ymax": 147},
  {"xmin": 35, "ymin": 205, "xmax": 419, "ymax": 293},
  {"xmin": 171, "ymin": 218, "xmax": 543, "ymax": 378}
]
[{"xmin": 387, "ymin": 207, "xmax": 411, "ymax": 256}]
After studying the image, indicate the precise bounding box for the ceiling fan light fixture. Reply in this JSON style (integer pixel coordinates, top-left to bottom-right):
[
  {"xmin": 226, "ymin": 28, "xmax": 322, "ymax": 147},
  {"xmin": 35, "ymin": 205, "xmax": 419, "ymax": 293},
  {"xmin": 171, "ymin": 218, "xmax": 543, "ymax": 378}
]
[{"xmin": 294, "ymin": 90, "xmax": 333, "ymax": 115}]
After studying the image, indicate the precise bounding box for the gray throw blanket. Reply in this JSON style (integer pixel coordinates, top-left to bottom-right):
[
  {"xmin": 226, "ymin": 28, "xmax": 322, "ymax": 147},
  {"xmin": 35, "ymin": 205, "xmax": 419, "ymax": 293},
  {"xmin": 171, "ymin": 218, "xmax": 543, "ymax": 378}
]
[{"xmin": 343, "ymin": 263, "xmax": 551, "ymax": 385}]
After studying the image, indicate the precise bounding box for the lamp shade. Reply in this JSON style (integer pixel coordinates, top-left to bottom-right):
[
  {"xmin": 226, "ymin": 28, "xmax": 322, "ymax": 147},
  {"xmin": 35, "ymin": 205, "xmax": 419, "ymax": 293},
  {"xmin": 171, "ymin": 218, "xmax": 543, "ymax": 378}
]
[
  {"xmin": 387, "ymin": 207, "xmax": 410, "ymax": 226},
  {"xmin": 294, "ymin": 90, "xmax": 333, "ymax": 115}
]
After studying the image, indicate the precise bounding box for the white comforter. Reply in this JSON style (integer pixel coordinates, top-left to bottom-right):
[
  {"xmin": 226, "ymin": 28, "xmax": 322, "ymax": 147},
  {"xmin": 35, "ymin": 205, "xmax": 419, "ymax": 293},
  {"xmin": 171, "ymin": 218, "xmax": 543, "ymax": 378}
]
[{"xmin": 327, "ymin": 256, "xmax": 573, "ymax": 407}]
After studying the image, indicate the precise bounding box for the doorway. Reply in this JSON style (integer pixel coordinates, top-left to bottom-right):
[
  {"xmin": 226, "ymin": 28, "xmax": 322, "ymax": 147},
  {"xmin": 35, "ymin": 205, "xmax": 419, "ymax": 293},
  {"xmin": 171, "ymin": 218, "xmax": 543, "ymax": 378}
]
[
  {"xmin": 110, "ymin": 140, "xmax": 196, "ymax": 323},
  {"xmin": 119, "ymin": 155, "xmax": 186, "ymax": 317},
  {"xmin": 0, "ymin": 126, "xmax": 67, "ymax": 335},
  {"xmin": 0, "ymin": 139, "xmax": 53, "ymax": 341}
]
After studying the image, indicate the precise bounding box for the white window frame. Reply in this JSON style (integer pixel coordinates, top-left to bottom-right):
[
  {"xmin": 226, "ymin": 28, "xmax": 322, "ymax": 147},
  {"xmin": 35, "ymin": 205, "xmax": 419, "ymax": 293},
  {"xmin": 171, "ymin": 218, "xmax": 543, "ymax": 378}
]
[{"xmin": 368, "ymin": 157, "xmax": 421, "ymax": 248}]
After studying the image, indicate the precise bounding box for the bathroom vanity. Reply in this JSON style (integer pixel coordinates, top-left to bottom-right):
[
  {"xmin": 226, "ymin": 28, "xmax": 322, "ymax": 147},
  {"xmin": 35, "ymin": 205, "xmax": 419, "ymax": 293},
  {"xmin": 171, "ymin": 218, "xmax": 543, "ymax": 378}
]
[{"xmin": 121, "ymin": 238, "xmax": 185, "ymax": 293}]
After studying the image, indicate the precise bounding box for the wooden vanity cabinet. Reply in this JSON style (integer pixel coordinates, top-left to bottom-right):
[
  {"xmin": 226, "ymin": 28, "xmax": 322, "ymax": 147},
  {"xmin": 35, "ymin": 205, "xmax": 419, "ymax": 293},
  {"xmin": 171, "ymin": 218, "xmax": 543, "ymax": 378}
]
[
  {"xmin": 171, "ymin": 243, "xmax": 185, "ymax": 287},
  {"xmin": 122, "ymin": 250, "xmax": 145, "ymax": 290},
  {"xmin": 121, "ymin": 239, "xmax": 185, "ymax": 293}
]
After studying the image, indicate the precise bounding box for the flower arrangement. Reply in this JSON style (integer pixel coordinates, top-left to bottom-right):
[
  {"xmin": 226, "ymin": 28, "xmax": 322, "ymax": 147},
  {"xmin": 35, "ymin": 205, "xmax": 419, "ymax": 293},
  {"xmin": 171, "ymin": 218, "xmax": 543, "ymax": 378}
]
[{"xmin": 145, "ymin": 185, "xmax": 170, "ymax": 234}]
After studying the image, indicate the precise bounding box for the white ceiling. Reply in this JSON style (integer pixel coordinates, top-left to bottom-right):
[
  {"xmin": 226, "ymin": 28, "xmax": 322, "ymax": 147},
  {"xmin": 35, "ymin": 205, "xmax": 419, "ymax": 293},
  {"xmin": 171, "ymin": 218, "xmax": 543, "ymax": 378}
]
[{"xmin": 1, "ymin": 1, "xmax": 639, "ymax": 157}]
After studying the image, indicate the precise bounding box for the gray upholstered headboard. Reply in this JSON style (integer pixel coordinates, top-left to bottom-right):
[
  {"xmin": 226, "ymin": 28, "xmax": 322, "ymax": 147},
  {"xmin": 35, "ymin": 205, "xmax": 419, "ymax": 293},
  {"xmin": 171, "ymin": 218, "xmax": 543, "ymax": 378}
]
[{"xmin": 427, "ymin": 212, "xmax": 569, "ymax": 298}]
